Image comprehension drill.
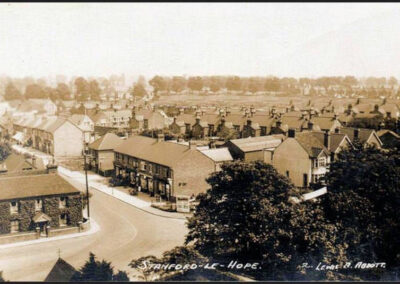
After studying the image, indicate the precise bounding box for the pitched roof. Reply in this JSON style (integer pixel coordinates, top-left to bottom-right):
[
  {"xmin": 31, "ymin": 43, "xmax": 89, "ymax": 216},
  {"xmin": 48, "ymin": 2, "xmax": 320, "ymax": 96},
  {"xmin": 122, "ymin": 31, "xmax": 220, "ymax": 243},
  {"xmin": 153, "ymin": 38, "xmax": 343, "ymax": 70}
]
[
  {"xmin": 294, "ymin": 132, "xmax": 329, "ymax": 158},
  {"xmin": 44, "ymin": 258, "xmax": 77, "ymax": 282},
  {"xmin": 69, "ymin": 114, "xmax": 91, "ymax": 126},
  {"xmin": 0, "ymin": 153, "xmax": 33, "ymax": 172},
  {"xmin": 310, "ymin": 116, "xmax": 340, "ymax": 130},
  {"xmin": 114, "ymin": 135, "xmax": 213, "ymax": 168},
  {"xmin": 0, "ymin": 173, "xmax": 80, "ymax": 201},
  {"xmin": 200, "ymin": 148, "xmax": 233, "ymax": 162},
  {"xmin": 310, "ymin": 131, "xmax": 350, "ymax": 152},
  {"xmin": 340, "ymin": 127, "xmax": 381, "ymax": 144},
  {"xmin": 229, "ymin": 135, "xmax": 285, "ymax": 152},
  {"xmin": 280, "ymin": 116, "xmax": 306, "ymax": 129},
  {"xmin": 377, "ymin": 129, "xmax": 400, "ymax": 139},
  {"xmin": 89, "ymin": 133, "xmax": 123, "ymax": 150},
  {"xmin": 175, "ymin": 113, "xmax": 197, "ymax": 125}
]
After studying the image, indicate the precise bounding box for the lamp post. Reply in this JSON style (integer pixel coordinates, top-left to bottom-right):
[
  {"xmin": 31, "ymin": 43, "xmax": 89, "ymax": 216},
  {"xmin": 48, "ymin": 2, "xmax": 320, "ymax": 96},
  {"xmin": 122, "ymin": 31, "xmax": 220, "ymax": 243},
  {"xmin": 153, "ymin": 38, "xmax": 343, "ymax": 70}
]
[{"xmin": 83, "ymin": 143, "xmax": 90, "ymax": 219}]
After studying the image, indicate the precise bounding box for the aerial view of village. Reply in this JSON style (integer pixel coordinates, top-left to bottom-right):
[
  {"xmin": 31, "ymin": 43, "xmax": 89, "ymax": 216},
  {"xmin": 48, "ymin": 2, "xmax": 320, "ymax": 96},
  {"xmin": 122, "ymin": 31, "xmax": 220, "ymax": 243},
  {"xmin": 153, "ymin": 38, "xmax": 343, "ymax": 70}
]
[{"xmin": 0, "ymin": 3, "xmax": 399, "ymax": 282}]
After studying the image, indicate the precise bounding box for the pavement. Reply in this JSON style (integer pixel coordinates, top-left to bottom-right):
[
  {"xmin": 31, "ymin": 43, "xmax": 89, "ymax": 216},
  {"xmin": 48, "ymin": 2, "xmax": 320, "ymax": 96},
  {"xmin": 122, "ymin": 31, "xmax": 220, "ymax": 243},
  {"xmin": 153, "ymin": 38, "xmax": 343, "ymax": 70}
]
[
  {"xmin": 58, "ymin": 166, "xmax": 191, "ymax": 220},
  {"xmin": 0, "ymin": 219, "xmax": 100, "ymax": 250},
  {"xmin": 0, "ymin": 175, "xmax": 187, "ymax": 281}
]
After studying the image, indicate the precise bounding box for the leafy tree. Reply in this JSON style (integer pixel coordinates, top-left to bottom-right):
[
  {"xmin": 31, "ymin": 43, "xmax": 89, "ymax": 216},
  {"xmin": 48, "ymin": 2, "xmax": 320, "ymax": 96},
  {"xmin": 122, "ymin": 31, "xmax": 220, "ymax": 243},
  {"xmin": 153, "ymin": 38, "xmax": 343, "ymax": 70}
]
[
  {"xmin": 0, "ymin": 143, "xmax": 11, "ymax": 162},
  {"xmin": 129, "ymin": 255, "xmax": 161, "ymax": 281},
  {"xmin": 71, "ymin": 252, "xmax": 129, "ymax": 281},
  {"xmin": 25, "ymin": 84, "xmax": 46, "ymax": 99},
  {"xmin": 187, "ymin": 76, "xmax": 203, "ymax": 91},
  {"xmin": 264, "ymin": 77, "xmax": 281, "ymax": 92},
  {"xmin": 56, "ymin": 83, "xmax": 71, "ymax": 100},
  {"xmin": 0, "ymin": 271, "xmax": 5, "ymax": 282},
  {"xmin": 322, "ymin": 145, "xmax": 400, "ymax": 275},
  {"xmin": 186, "ymin": 161, "xmax": 347, "ymax": 280},
  {"xmin": 171, "ymin": 76, "xmax": 187, "ymax": 93},
  {"xmin": 131, "ymin": 83, "xmax": 147, "ymax": 98},
  {"xmin": 4, "ymin": 82, "xmax": 22, "ymax": 100},
  {"xmin": 149, "ymin": 75, "xmax": 167, "ymax": 95},
  {"xmin": 225, "ymin": 76, "xmax": 241, "ymax": 91},
  {"xmin": 342, "ymin": 76, "xmax": 358, "ymax": 87},
  {"xmin": 44, "ymin": 86, "xmax": 58, "ymax": 101},
  {"xmin": 388, "ymin": 76, "xmax": 398, "ymax": 87},
  {"xmin": 88, "ymin": 80, "xmax": 101, "ymax": 100},
  {"xmin": 74, "ymin": 77, "xmax": 90, "ymax": 101}
]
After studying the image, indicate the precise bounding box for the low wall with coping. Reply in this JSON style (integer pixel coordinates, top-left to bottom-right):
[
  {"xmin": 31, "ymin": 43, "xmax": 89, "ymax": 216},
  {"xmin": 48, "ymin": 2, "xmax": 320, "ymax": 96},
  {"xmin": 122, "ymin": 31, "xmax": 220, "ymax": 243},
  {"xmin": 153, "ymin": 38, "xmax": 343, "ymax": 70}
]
[
  {"xmin": 48, "ymin": 226, "xmax": 79, "ymax": 238},
  {"xmin": 0, "ymin": 231, "xmax": 38, "ymax": 245}
]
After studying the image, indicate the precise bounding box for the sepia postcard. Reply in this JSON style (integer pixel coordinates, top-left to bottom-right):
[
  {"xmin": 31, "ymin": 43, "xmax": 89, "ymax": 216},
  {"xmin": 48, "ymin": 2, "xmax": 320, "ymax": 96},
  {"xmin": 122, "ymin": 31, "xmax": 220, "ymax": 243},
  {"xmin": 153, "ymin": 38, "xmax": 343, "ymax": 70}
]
[{"xmin": 0, "ymin": 2, "xmax": 400, "ymax": 282}]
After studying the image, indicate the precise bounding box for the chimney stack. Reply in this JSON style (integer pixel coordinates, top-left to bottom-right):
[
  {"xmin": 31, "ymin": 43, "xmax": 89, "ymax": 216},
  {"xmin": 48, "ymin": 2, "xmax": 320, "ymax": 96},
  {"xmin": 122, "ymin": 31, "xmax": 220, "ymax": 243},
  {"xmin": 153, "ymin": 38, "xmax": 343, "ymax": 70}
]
[
  {"xmin": 354, "ymin": 128, "xmax": 360, "ymax": 140},
  {"xmin": 323, "ymin": 130, "xmax": 331, "ymax": 149},
  {"xmin": 308, "ymin": 121, "xmax": 314, "ymax": 130},
  {"xmin": 288, "ymin": 128, "xmax": 296, "ymax": 138}
]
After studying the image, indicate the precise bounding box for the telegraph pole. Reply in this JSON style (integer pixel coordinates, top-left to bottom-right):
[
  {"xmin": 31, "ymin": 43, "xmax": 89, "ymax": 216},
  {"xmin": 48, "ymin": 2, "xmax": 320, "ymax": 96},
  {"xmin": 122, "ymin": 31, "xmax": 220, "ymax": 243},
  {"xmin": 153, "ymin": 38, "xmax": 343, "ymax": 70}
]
[{"xmin": 84, "ymin": 145, "xmax": 90, "ymax": 219}]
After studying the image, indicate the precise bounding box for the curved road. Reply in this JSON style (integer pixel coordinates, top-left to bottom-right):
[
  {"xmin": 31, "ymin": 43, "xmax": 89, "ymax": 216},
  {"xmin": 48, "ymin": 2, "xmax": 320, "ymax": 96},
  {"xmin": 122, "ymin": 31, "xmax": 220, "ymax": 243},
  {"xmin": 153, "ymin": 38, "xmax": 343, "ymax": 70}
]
[{"xmin": 0, "ymin": 176, "xmax": 188, "ymax": 281}]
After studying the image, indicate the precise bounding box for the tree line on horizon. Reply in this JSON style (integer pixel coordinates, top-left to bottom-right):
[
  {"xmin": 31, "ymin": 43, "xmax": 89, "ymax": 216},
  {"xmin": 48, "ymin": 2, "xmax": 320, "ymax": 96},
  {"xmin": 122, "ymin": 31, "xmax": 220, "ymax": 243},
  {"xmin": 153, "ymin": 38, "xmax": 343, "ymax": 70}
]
[{"xmin": 1, "ymin": 75, "xmax": 399, "ymax": 102}]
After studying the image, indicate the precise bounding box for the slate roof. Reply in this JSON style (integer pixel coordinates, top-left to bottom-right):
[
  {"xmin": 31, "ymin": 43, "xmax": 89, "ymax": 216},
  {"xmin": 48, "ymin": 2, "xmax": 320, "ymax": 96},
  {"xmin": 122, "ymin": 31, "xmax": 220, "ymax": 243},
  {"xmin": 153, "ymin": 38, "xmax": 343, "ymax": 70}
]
[
  {"xmin": 175, "ymin": 114, "xmax": 197, "ymax": 125},
  {"xmin": 89, "ymin": 133, "xmax": 123, "ymax": 151},
  {"xmin": 294, "ymin": 132, "xmax": 329, "ymax": 158},
  {"xmin": 340, "ymin": 127, "xmax": 381, "ymax": 144},
  {"xmin": 229, "ymin": 135, "xmax": 285, "ymax": 152},
  {"xmin": 310, "ymin": 131, "xmax": 350, "ymax": 152},
  {"xmin": 377, "ymin": 129, "xmax": 400, "ymax": 139},
  {"xmin": 114, "ymin": 135, "xmax": 216, "ymax": 168},
  {"xmin": 200, "ymin": 148, "xmax": 233, "ymax": 162},
  {"xmin": 0, "ymin": 173, "xmax": 80, "ymax": 201},
  {"xmin": 44, "ymin": 258, "xmax": 77, "ymax": 282},
  {"xmin": 310, "ymin": 116, "xmax": 341, "ymax": 130},
  {"xmin": 0, "ymin": 153, "xmax": 33, "ymax": 172},
  {"xmin": 280, "ymin": 116, "xmax": 307, "ymax": 129}
]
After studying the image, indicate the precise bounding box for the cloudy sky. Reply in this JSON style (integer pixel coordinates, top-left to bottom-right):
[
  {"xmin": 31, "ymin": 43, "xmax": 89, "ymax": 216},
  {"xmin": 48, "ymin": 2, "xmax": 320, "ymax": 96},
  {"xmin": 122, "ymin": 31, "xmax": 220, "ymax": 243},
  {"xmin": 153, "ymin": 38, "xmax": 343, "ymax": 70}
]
[{"xmin": 1, "ymin": 3, "xmax": 399, "ymax": 78}]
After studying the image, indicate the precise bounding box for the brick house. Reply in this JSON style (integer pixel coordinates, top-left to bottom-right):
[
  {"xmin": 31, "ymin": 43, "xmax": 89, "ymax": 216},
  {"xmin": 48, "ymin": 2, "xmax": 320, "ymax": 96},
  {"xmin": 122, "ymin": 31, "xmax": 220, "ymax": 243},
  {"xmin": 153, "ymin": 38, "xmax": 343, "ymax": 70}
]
[
  {"xmin": 113, "ymin": 134, "xmax": 232, "ymax": 201},
  {"xmin": 88, "ymin": 133, "xmax": 124, "ymax": 176},
  {"xmin": 0, "ymin": 171, "xmax": 83, "ymax": 238},
  {"xmin": 268, "ymin": 130, "xmax": 330, "ymax": 188}
]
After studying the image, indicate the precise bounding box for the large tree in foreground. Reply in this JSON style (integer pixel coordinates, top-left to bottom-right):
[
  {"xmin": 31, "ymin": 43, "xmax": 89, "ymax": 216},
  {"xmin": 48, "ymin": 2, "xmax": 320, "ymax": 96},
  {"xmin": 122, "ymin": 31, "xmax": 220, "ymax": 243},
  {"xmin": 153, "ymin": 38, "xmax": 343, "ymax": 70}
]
[
  {"xmin": 0, "ymin": 271, "xmax": 5, "ymax": 282},
  {"xmin": 72, "ymin": 253, "xmax": 129, "ymax": 281},
  {"xmin": 186, "ymin": 161, "xmax": 347, "ymax": 280},
  {"xmin": 322, "ymin": 145, "xmax": 400, "ymax": 276}
]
